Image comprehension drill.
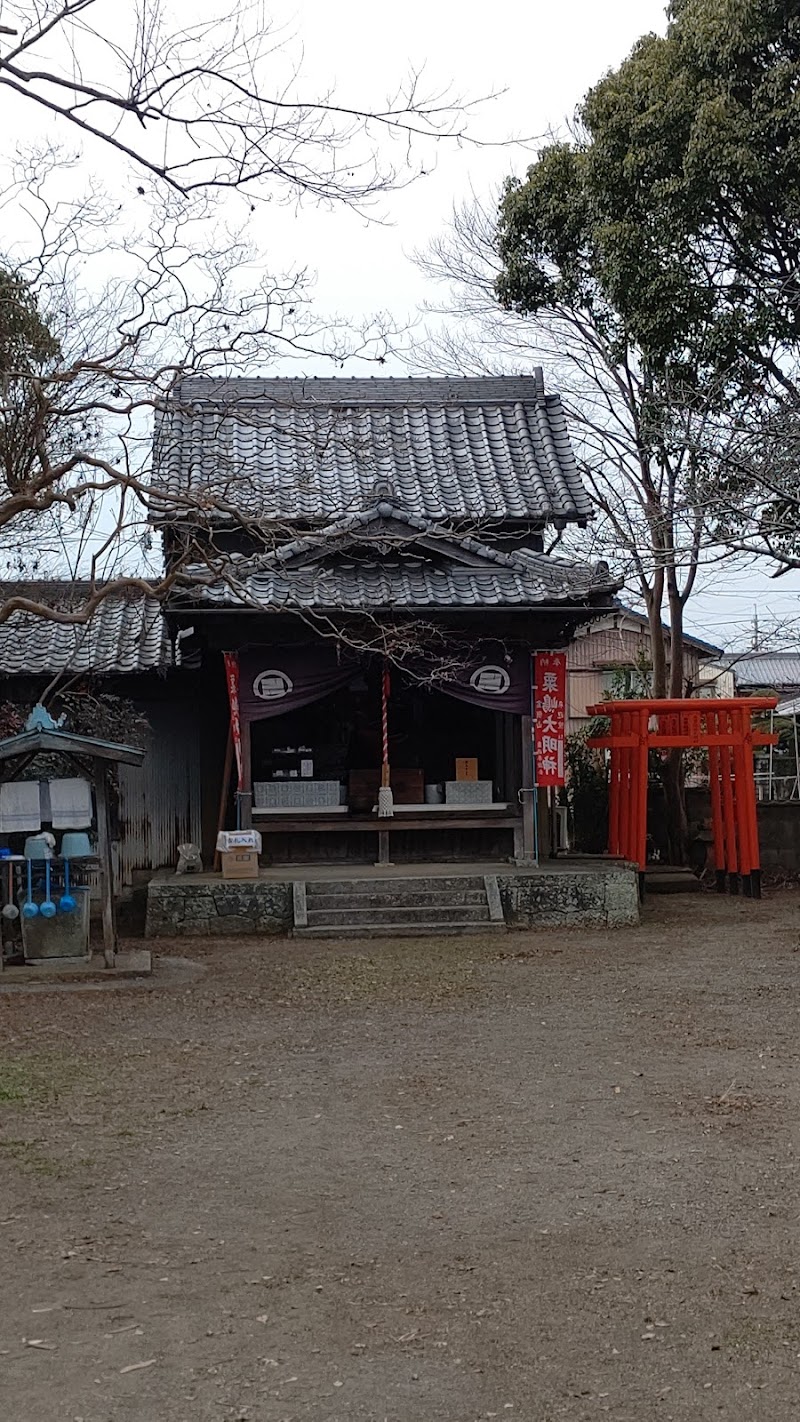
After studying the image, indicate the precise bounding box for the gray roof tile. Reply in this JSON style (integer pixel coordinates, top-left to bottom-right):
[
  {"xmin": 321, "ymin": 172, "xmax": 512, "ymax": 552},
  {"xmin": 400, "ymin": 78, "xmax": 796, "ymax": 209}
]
[
  {"xmin": 153, "ymin": 374, "xmax": 594, "ymax": 525},
  {"xmin": 0, "ymin": 590, "xmax": 169, "ymax": 676},
  {"xmin": 724, "ymin": 652, "xmax": 800, "ymax": 689},
  {"xmin": 181, "ymin": 546, "xmax": 616, "ymax": 612}
]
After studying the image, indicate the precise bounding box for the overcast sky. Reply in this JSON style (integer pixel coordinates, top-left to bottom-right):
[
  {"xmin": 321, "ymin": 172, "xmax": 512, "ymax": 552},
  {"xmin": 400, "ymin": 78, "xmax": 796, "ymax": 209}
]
[
  {"xmin": 3, "ymin": 0, "xmax": 798, "ymax": 650},
  {"xmin": 248, "ymin": 0, "xmax": 800, "ymax": 652}
]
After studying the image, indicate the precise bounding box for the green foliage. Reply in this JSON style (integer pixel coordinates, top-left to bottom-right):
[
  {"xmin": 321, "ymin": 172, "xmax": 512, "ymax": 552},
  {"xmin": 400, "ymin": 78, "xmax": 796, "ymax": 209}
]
[
  {"xmin": 0, "ymin": 688, "xmax": 149, "ymax": 790},
  {"xmin": 564, "ymin": 730, "xmax": 608, "ymax": 854},
  {"xmin": 602, "ymin": 655, "xmax": 654, "ymax": 701},
  {"xmin": 498, "ymin": 0, "xmax": 800, "ymax": 398},
  {"xmin": 0, "ymin": 268, "xmax": 60, "ymax": 375},
  {"xmin": 0, "ymin": 265, "xmax": 62, "ymax": 494}
]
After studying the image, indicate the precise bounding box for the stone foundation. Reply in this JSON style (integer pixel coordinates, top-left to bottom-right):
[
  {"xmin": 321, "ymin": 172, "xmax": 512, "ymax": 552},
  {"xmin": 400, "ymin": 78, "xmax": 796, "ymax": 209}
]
[
  {"xmin": 145, "ymin": 864, "xmax": 638, "ymax": 937},
  {"xmin": 497, "ymin": 866, "xmax": 639, "ymax": 929},
  {"xmin": 146, "ymin": 877, "xmax": 292, "ymax": 938}
]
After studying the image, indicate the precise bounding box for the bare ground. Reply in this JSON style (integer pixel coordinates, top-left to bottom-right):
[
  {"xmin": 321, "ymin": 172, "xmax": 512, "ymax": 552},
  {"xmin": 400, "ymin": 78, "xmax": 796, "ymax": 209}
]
[{"xmin": 1, "ymin": 891, "xmax": 800, "ymax": 1421}]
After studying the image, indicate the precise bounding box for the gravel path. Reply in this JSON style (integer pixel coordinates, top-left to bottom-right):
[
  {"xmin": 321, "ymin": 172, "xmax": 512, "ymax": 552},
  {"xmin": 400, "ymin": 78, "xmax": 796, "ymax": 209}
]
[{"xmin": 1, "ymin": 890, "xmax": 799, "ymax": 1420}]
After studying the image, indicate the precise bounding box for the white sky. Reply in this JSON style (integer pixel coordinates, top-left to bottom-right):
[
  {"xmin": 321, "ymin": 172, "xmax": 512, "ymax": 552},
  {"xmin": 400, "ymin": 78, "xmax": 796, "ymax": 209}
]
[
  {"xmin": 3, "ymin": 0, "xmax": 798, "ymax": 650},
  {"xmin": 270, "ymin": 0, "xmax": 800, "ymax": 654}
]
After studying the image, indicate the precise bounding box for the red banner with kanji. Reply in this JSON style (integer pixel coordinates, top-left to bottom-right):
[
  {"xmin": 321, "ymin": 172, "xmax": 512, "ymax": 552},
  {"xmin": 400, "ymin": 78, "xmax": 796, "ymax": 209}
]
[
  {"xmin": 223, "ymin": 651, "xmax": 244, "ymax": 790},
  {"xmin": 534, "ymin": 652, "xmax": 567, "ymax": 786}
]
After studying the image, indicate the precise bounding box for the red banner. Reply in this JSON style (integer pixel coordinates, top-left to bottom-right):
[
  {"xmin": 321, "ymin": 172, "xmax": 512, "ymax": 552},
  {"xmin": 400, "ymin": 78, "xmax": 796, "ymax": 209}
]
[
  {"xmin": 223, "ymin": 652, "xmax": 244, "ymax": 790},
  {"xmin": 534, "ymin": 652, "xmax": 567, "ymax": 786}
]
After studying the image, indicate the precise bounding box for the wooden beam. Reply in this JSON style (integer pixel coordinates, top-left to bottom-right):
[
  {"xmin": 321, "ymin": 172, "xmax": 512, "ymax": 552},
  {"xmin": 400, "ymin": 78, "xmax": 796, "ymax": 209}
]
[
  {"xmin": 519, "ymin": 715, "xmax": 536, "ymax": 863},
  {"xmin": 589, "ymin": 733, "xmax": 777, "ymax": 750},
  {"xmin": 94, "ymin": 758, "xmax": 116, "ymax": 968},
  {"xmin": 239, "ymin": 718, "xmax": 253, "ymax": 830},
  {"xmin": 213, "ymin": 729, "xmax": 234, "ymax": 871}
]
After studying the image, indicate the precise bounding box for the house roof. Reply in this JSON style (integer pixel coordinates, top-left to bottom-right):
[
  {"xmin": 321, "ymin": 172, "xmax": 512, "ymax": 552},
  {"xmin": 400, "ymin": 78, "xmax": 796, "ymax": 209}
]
[
  {"xmin": 725, "ymin": 652, "xmax": 800, "ymax": 689},
  {"xmin": 605, "ymin": 607, "xmax": 724, "ymax": 659},
  {"xmin": 177, "ymin": 504, "xmax": 618, "ymax": 611},
  {"xmin": 0, "ymin": 588, "xmax": 170, "ymax": 676},
  {"xmin": 0, "ymin": 727, "xmax": 145, "ymax": 766},
  {"xmin": 153, "ymin": 373, "xmax": 594, "ymax": 527}
]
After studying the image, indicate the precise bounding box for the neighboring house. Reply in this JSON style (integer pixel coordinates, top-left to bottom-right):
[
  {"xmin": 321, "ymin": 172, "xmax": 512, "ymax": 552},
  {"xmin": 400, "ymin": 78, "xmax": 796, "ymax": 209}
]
[
  {"xmin": 723, "ymin": 651, "xmax": 800, "ymax": 699},
  {"xmin": 567, "ymin": 608, "xmax": 730, "ymax": 734}
]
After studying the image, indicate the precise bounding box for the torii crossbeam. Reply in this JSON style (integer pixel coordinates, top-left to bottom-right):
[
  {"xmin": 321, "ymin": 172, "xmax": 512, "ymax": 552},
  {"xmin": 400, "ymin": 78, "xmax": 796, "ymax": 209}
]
[{"xmin": 587, "ymin": 698, "xmax": 778, "ymax": 898}]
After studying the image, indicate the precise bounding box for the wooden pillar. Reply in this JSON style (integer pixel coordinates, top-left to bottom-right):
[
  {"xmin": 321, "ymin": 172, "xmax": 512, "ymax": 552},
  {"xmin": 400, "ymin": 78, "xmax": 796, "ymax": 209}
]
[
  {"xmin": 239, "ymin": 717, "xmax": 253, "ymax": 830},
  {"xmin": 619, "ymin": 709, "xmax": 632, "ymax": 863},
  {"xmin": 213, "ymin": 728, "xmax": 234, "ymax": 872},
  {"xmin": 741, "ymin": 709, "xmax": 762, "ymax": 898},
  {"xmin": 707, "ymin": 712, "xmax": 726, "ymax": 892},
  {"xmin": 635, "ymin": 707, "xmax": 649, "ymax": 875},
  {"xmin": 94, "ymin": 759, "xmax": 116, "ymax": 968},
  {"xmin": 719, "ymin": 722, "xmax": 739, "ymax": 893},
  {"xmin": 613, "ymin": 711, "xmax": 625, "ymax": 853},
  {"xmin": 519, "ymin": 714, "xmax": 536, "ymax": 863}
]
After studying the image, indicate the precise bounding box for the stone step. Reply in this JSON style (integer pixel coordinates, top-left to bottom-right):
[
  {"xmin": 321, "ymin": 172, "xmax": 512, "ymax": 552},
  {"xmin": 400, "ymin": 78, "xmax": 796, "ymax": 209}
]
[
  {"xmin": 303, "ymin": 876, "xmax": 487, "ymax": 897},
  {"xmin": 305, "ymin": 889, "xmax": 489, "ymax": 910},
  {"xmin": 295, "ymin": 922, "xmax": 508, "ymax": 940},
  {"xmin": 305, "ymin": 904, "xmax": 491, "ymax": 928},
  {"xmin": 644, "ymin": 870, "xmax": 702, "ymax": 894}
]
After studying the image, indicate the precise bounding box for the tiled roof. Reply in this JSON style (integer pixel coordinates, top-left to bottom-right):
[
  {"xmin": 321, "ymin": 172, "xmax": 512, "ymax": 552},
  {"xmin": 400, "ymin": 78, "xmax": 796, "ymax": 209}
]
[
  {"xmin": 725, "ymin": 652, "xmax": 800, "ymax": 689},
  {"xmin": 153, "ymin": 373, "xmax": 594, "ymax": 526},
  {"xmin": 0, "ymin": 589, "xmax": 169, "ymax": 676},
  {"xmin": 181, "ymin": 549, "xmax": 616, "ymax": 614}
]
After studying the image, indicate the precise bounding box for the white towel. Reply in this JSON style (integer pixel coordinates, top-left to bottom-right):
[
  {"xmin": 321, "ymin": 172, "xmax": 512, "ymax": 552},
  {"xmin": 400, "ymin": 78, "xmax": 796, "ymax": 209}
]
[
  {"xmin": 49, "ymin": 778, "xmax": 93, "ymax": 829},
  {"xmin": 0, "ymin": 780, "xmax": 42, "ymax": 833}
]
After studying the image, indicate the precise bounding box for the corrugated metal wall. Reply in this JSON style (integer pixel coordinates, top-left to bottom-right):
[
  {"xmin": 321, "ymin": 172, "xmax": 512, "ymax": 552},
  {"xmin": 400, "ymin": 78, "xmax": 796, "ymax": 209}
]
[{"xmin": 117, "ymin": 702, "xmax": 202, "ymax": 884}]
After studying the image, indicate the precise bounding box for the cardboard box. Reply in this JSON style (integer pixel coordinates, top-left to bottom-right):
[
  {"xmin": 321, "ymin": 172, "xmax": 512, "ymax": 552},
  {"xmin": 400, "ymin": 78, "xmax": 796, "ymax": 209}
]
[
  {"xmin": 220, "ymin": 849, "xmax": 260, "ymax": 880},
  {"xmin": 455, "ymin": 757, "xmax": 478, "ymax": 781},
  {"xmin": 216, "ymin": 830, "xmax": 262, "ymax": 853}
]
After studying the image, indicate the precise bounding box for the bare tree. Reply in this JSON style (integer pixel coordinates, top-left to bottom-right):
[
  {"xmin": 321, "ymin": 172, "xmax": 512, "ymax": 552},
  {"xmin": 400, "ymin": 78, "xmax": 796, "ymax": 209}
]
[
  {"xmin": 0, "ymin": 0, "xmax": 492, "ymax": 203},
  {"xmin": 416, "ymin": 199, "xmax": 720, "ymax": 689},
  {"xmin": 0, "ymin": 161, "xmax": 606, "ymax": 697},
  {"xmin": 0, "ymin": 150, "xmax": 415, "ymax": 624},
  {"xmin": 413, "ymin": 197, "xmax": 729, "ymax": 858}
]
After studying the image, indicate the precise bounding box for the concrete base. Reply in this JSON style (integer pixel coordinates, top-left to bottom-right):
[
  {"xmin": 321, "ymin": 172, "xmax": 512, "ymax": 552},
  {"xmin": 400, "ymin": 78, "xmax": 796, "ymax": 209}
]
[
  {"xmin": 146, "ymin": 878, "xmax": 292, "ymax": 938},
  {"xmin": 0, "ymin": 950, "xmax": 152, "ymax": 984},
  {"xmin": 145, "ymin": 861, "xmax": 639, "ymax": 937},
  {"xmin": 498, "ymin": 867, "xmax": 639, "ymax": 928}
]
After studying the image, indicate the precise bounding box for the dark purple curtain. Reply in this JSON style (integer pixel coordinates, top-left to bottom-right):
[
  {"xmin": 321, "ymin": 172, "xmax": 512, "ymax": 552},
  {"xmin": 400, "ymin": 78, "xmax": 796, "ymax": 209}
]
[
  {"xmin": 237, "ymin": 644, "xmax": 532, "ymax": 723},
  {"xmin": 420, "ymin": 649, "xmax": 532, "ymax": 716},
  {"xmin": 238, "ymin": 646, "xmax": 356, "ymax": 722}
]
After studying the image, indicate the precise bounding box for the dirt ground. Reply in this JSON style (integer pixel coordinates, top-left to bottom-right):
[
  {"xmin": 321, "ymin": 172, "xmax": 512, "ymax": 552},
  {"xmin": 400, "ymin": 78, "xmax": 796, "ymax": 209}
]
[{"xmin": 2, "ymin": 892, "xmax": 800, "ymax": 1421}]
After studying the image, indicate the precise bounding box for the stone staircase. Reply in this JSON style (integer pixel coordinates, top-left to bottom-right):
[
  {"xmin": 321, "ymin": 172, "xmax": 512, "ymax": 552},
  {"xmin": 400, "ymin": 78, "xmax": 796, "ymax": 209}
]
[{"xmin": 292, "ymin": 874, "xmax": 507, "ymax": 939}]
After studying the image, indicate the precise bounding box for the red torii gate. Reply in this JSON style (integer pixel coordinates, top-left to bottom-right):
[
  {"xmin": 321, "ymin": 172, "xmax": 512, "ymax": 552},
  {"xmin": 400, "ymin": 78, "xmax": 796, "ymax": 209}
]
[{"xmin": 587, "ymin": 698, "xmax": 778, "ymax": 898}]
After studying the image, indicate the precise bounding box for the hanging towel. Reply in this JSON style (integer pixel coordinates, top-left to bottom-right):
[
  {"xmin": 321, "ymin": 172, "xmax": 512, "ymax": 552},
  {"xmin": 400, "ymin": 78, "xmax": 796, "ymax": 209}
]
[
  {"xmin": 0, "ymin": 780, "xmax": 42, "ymax": 833},
  {"xmin": 49, "ymin": 778, "xmax": 93, "ymax": 829}
]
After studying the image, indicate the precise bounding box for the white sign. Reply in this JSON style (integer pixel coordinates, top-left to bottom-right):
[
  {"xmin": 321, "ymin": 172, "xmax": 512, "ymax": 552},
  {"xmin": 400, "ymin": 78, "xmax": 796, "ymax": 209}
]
[
  {"xmin": 253, "ymin": 669, "xmax": 294, "ymax": 701},
  {"xmin": 470, "ymin": 664, "xmax": 510, "ymax": 696}
]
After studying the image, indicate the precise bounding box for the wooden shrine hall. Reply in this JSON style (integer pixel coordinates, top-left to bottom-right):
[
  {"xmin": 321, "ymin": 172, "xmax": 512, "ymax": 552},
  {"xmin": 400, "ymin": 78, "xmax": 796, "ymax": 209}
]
[{"xmin": 156, "ymin": 373, "xmax": 622, "ymax": 866}]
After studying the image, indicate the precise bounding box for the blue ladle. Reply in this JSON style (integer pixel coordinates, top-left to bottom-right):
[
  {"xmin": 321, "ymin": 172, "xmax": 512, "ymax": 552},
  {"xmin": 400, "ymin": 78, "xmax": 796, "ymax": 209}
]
[
  {"xmin": 59, "ymin": 858, "xmax": 76, "ymax": 915},
  {"xmin": 40, "ymin": 859, "xmax": 56, "ymax": 918},
  {"xmin": 22, "ymin": 859, "xmax": 38, "ymax": 919}
]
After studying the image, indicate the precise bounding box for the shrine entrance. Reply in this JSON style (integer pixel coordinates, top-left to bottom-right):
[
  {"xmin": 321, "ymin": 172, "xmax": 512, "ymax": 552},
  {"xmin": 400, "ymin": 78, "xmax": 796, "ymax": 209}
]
[{"xmin": 587, "ymin": 698, "xmax": 778, "ymax": 897}]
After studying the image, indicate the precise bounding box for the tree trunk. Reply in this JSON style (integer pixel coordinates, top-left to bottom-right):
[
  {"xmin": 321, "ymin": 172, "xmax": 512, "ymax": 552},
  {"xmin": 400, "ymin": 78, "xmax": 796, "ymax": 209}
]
[
  {"xmin": 661, "ymin": 575, "xmax": 689, "ymax": 865},
  {"xmin": 643, "ymin": 574, "xmax": 666, "ymax": 697}
]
